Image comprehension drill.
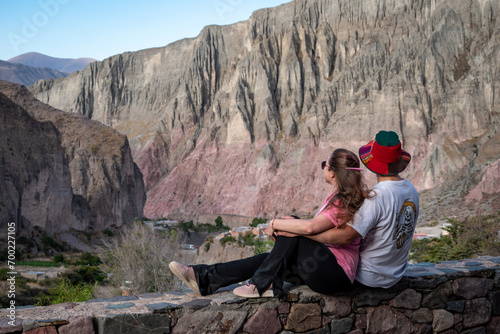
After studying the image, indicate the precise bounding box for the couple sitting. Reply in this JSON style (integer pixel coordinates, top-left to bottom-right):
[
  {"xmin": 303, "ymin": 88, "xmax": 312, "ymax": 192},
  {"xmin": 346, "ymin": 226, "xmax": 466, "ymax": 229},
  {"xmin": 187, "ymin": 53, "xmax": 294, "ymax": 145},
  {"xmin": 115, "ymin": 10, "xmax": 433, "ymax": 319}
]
[{"xmin": 169, "ymin": 130, "xmax": 419, "ymax": 298}]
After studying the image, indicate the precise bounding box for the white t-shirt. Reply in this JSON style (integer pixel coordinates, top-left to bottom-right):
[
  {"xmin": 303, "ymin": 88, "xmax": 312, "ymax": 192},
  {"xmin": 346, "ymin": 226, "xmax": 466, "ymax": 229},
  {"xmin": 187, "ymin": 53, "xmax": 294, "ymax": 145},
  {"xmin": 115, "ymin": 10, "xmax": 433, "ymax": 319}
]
[{"xmin": 351, "ymin": 179, "xmax": 419, "ymax": 288}]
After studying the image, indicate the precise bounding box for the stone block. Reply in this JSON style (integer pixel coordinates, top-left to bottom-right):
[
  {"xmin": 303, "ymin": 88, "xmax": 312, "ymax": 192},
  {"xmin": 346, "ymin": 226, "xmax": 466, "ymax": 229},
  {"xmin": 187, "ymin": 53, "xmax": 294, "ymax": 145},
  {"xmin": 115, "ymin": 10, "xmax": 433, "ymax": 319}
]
[
  {"xmin": 365, "ymin": 305, "xmax": 416, "ymax": 333},
  {"xmin": 432, "ymin": 309, "xmax": 455, "ymax": 332},
  {"xmin": 242, "ymin": 308, "xmax": 281, "ymax": 334},
  {"xmin": 446, "ymin": 300, "xmax": 465, "ymax": 313},
  {"xmin": 297, "ymin": 286, "xmax": 324, "ymax": 303},
  {"xmin": 106, "ymin": 302, "xmax": 135, "ymax": 310},
  {"xmin": 489, "ymin": 291, "xmax": 500, "ymax": 316},
  {"xmin": 410, "ymin": 308, "xmax": 433, "ymax": 323},
  {"xmin": 284, "ymin": 303, "xmax": 322, "ymax": 332},
  {"xmin": 22, "ymin": 319, "xmax": 67, "ymax": 332},
  {"xmin": 329, "ymin": 317, "xmax": 353, "ymax": 334},
  {"xmin": 390, "ymin": 289, "xmax": 422, "ymax": 309},
  {"xmin": 321, "ymin": 295, "xmax": 352, "ymax": 317},
  {"xmin": 463, "ymin": 298, "xmax": 492, "ymax": 328},
  {"xmin": 146, "ymin": 303, "xmax": 180, "ymax": 313},
  {"xmin": 453, "ymin": 278, "xmax": 494, "ymax": 299},
  {"xmin": 417, "ymin": 324, "xmax": 433, "ymax": 334},
  {"xmin": 422, "ymin": 282, "xmax": 453, "ymax": 308},
  {"xmin": 408, "ymin": 276, "xmax": 447, "ymax": 289},
  {"xmin": 495, "ymin": 269, "xmax": 500, "ymax": 289},
  {"xmin": 460, "ymin": 328, "xmax": 487, "ymax": 334},
  {"xmin": 0, "ymin": 317, "xmax": 22, "ymax": 334},
  {"xmin": 354, "ymin": 313, "xmax": 366, "ymax": 330},
  {"xmin": 486, "ymin": 316, "xmax": 500, "ymax": 334},
  {"xmin": 172, "ymin": 310, "xmax": 246, "ymax": 334},
  {"xmin": 355, "ymin": 286, "xmax": 398, "ymax": 307},
  {"xmin": 278, "ymin": 302, "xmax": 290, "ymax": 314},
  {"xmin": 25, "ymin": 326, "xmax": 58, "ymax": 334},
  {"xmin": 96, "ymin": 314, "xmax": 170, "ymax": 334},
  {"xmin": 58, "ymin": 316, "xmax": 95, "ymax": 334},
  {"xmin": 179, "ymin": 299, "xmax": 211, "ymax": 310}
]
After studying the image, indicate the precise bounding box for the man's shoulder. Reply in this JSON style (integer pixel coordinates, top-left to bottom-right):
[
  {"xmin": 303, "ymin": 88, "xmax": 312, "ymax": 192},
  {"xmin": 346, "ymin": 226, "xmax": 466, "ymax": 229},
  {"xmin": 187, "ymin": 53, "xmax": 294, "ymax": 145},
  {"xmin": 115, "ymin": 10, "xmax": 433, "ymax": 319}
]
[{"xmin": 375, "ymin": 179, "xmax": 417, "ymax": 192}]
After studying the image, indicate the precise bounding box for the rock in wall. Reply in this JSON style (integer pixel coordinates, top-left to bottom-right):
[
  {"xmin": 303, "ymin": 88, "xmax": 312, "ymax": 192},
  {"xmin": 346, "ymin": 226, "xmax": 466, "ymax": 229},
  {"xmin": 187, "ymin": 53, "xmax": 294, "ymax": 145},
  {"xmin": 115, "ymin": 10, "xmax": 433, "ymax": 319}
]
[
  {"xmin": 0, "ymin": 81, "xmax": 146, "ymax": 236},
  {"xmin": 30, "ymin": 0, "xmax": 500, "ymax": 222}
]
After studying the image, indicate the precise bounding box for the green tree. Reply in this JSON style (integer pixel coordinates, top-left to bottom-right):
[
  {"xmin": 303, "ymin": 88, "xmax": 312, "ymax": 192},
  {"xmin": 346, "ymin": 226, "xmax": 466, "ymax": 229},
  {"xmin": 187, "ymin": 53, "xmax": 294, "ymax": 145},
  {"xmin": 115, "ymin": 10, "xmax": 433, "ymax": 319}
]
[
  {"xmin": 250, "ymin": 217, "xmax": 266, "ymax": 227},
  {"xmin": 215, "ymin": 216, "xmax": 224, "ymax": 228},
  {"xmin": 53, "ymin": 254, "xmax": 65, "ymax": 264}
]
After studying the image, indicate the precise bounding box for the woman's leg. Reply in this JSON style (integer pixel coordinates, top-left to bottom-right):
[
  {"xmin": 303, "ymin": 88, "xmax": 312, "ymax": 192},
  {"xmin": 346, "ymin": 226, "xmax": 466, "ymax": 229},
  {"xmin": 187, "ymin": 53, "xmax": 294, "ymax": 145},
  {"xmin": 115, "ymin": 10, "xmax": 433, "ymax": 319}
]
[
  {"xmin": 249, "ymin": 236, "xmax": 301, "ymax": 296},
  {"xmin": 192, "ymin": 235, "xmax": 304, "ymax": 296},
  {"xmin": 292, "ymin": 237, "xmax": 352, "ymax": 294},
  {"xmin": 191, "ymin": 253, "xmax": 268, "ymax": 295},
  {"xmin": 192, "ymin": 236, "xmax": 351, "ymax": 296},
  {"xmin": 250, "ymin": 236, "xmax": 351, "ymax": 296}
]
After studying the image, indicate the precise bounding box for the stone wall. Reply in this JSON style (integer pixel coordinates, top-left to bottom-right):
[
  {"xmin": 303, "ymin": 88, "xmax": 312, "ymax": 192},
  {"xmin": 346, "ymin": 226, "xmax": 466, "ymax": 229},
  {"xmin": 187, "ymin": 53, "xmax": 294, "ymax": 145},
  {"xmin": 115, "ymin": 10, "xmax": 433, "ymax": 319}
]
[{"xmin": 1, "ymin": 256, "xmax": 500, "ymax": 334}]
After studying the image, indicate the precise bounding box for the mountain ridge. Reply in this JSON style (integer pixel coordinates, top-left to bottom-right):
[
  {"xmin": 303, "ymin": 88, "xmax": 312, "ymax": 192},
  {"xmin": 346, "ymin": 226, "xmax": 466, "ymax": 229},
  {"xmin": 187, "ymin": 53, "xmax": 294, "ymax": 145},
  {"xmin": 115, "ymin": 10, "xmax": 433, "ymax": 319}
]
[
  {"xmin": 8, "ymin": 52, "xmax": 97, "ymax": 73},
  {"xmin": 0, "ymin": 60, "xmax": 67, "ymax": 86},
  {"xmin": 29, "ymin": 0, "xmax": 500, "ymax": 223}
]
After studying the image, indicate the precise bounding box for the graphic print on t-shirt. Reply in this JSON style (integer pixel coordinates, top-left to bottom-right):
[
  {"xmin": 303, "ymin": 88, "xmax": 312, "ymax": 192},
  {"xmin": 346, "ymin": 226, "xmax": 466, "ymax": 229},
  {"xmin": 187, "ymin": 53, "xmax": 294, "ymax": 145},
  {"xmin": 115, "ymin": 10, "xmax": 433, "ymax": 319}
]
[{"xmin": 393, "ymin": 201, "xmax": 417, "ymax": 249}]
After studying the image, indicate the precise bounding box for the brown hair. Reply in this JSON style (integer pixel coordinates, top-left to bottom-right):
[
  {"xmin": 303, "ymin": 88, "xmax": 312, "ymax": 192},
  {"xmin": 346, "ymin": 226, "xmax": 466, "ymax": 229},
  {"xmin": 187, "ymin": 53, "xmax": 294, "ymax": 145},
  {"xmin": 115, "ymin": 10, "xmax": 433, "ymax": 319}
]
[{"xmin": 326, "ymin": 148, "xmax": 372, "ymax": 226}]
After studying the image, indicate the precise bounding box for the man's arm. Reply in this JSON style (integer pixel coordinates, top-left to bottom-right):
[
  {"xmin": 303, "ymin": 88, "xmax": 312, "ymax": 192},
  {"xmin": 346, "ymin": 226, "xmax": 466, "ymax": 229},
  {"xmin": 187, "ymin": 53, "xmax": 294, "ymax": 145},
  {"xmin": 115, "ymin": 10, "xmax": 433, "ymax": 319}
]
[{"xmin": 301, "ymin": 225, "xmax": 361, "ymax": 245}]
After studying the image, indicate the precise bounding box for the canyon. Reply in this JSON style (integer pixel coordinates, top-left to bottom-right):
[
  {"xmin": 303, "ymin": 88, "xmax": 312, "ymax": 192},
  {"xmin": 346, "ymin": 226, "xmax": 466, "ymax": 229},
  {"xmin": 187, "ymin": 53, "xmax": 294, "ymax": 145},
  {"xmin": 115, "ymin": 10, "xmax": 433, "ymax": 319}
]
[{"xmin": 27, "ymin": 0, "xmax": 500, "ymax": 224}]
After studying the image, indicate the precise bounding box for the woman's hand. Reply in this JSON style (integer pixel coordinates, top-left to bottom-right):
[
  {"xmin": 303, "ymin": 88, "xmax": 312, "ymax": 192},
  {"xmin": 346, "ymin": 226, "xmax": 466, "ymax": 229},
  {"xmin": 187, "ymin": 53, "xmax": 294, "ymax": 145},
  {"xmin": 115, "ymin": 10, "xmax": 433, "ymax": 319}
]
[{"xmin": 265, "ymin": 219, "xmax": 276, "ymax": 241}]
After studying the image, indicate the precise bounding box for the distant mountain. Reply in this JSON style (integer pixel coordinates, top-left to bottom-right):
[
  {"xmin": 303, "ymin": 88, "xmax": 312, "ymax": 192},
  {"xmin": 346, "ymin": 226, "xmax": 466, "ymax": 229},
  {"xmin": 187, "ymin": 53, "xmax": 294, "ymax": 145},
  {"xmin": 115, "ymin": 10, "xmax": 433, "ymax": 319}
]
[
  {"xmin": 0, "ymin": 60, "xmax": 67, "ymax": 86},
  {"xmin": 8, "ymin": 52, "xmax": 96, "ymax": 73}
]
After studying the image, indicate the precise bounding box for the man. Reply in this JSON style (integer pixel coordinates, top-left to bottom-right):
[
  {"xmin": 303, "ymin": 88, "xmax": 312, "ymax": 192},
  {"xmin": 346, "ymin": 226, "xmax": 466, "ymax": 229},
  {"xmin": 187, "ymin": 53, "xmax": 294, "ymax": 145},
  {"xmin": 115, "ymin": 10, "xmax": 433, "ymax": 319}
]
[{"xmin": 291, "ymin": 130, "xmax": 419, "ymax": 288}]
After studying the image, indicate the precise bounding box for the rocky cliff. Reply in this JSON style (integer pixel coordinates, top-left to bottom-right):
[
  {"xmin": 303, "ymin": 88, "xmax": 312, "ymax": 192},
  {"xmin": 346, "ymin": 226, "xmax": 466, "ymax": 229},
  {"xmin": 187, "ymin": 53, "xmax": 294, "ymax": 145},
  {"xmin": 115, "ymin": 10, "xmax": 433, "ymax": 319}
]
[
  {"xmin": 0, "ymin": 81, "xmax": 145, "ymax": 237},
  {"xmin": 30, "ymin": 0, "xmax": 500, "ymax": 222}
]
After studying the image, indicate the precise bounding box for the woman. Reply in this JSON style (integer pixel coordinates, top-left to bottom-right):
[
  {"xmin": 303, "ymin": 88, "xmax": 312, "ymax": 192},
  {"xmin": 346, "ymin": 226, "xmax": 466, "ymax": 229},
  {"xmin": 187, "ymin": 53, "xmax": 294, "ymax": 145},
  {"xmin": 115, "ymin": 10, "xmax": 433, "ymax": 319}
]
[{"xmin": 169, "ymin": 148, "xmax": 372, "ymax": 298}]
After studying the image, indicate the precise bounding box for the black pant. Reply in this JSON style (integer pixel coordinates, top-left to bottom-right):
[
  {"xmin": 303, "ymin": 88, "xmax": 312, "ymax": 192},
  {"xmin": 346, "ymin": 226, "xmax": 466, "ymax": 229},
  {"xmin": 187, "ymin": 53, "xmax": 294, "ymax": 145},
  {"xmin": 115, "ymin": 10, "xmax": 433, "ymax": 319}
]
[{"xmin": 191, "ymin": 236, "xmax": 352, "ymax": 297}]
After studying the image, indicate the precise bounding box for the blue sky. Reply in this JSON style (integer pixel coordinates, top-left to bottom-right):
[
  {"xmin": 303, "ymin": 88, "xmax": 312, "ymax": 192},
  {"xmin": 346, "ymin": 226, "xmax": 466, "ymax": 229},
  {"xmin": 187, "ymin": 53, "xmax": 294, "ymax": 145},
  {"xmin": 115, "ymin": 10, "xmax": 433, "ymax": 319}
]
[{"xmin": 1, "ymin": 0, "xmax": 290, "ymax": 61}]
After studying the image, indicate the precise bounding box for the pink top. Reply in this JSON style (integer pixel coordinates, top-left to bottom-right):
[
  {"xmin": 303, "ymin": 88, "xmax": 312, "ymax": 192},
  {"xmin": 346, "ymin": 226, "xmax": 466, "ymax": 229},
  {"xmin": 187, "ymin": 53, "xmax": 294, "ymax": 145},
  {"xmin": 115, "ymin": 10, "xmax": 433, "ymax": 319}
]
[{"xmin": 315, "ymin": 192, "xmax": 361, "ymax": 283}]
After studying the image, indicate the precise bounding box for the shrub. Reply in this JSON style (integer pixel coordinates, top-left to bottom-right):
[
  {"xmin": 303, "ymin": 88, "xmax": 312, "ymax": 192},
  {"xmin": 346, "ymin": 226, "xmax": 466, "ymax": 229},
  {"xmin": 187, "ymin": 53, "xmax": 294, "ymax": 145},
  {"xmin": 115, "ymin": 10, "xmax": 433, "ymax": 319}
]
[
  {"xmin": 35, "ymin": 279, "xmax": 97, "ymax": 306},
  {"xmin": 98, "ymin": 222, "xmax": 184, "ymax": 295},
  {"xmin": 75, "ymin": 252, "xmax": 100, "ymax": 266},
  {"xmin": 220, "ymin": 235, "xmax": 236, "ymax": 247},
  {"xmin": 254, "ymin": 240, "xmax": 274, "ymax": 255},
  {"xmin": 63, "ymin": 266, "xmax": 106, "ymax": 285},
  {"xmin": 238, "ymin": 234, "xmax": 256, "ymax": 247},
  {"xmin": 409, "ymin": 212, "xmax": 500, "ymax": 263}
]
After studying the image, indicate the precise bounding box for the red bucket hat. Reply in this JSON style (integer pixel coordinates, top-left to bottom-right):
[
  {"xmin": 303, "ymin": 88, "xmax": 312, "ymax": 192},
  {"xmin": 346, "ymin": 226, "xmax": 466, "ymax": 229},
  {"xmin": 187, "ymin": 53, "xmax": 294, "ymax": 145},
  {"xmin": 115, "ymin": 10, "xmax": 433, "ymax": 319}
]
[{"xmin": 359, "ymin": 131, "xmax": 411, "ymax": 175}]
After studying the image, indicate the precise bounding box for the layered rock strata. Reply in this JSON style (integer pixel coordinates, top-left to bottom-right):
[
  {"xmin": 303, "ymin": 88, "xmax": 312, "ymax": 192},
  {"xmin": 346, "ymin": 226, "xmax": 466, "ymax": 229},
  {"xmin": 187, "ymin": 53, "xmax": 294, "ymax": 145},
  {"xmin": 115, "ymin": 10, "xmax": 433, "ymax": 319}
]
[
  {"xmin": 0, "ymin": 81, "xmax": 145, "ymax": 237},
  {"xmin": 30, "ymin": 0, "xmax": 500, "ymax": 221}
]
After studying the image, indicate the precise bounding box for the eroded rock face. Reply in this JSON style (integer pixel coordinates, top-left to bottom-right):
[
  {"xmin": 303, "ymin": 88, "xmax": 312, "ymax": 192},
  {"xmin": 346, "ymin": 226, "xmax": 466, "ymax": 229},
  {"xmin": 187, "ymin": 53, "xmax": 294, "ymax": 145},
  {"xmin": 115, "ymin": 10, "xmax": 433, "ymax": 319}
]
[
  {"xmin": 30, "ymin": 0, "xmax": 500, "ymax": 221},
  {"xmin": 0, "ymin": 91, "xmax": 81, "ymax": 236},
  {"xmin": 0, "ymin": 81, "xmax": 145, "ymax": 236}
]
